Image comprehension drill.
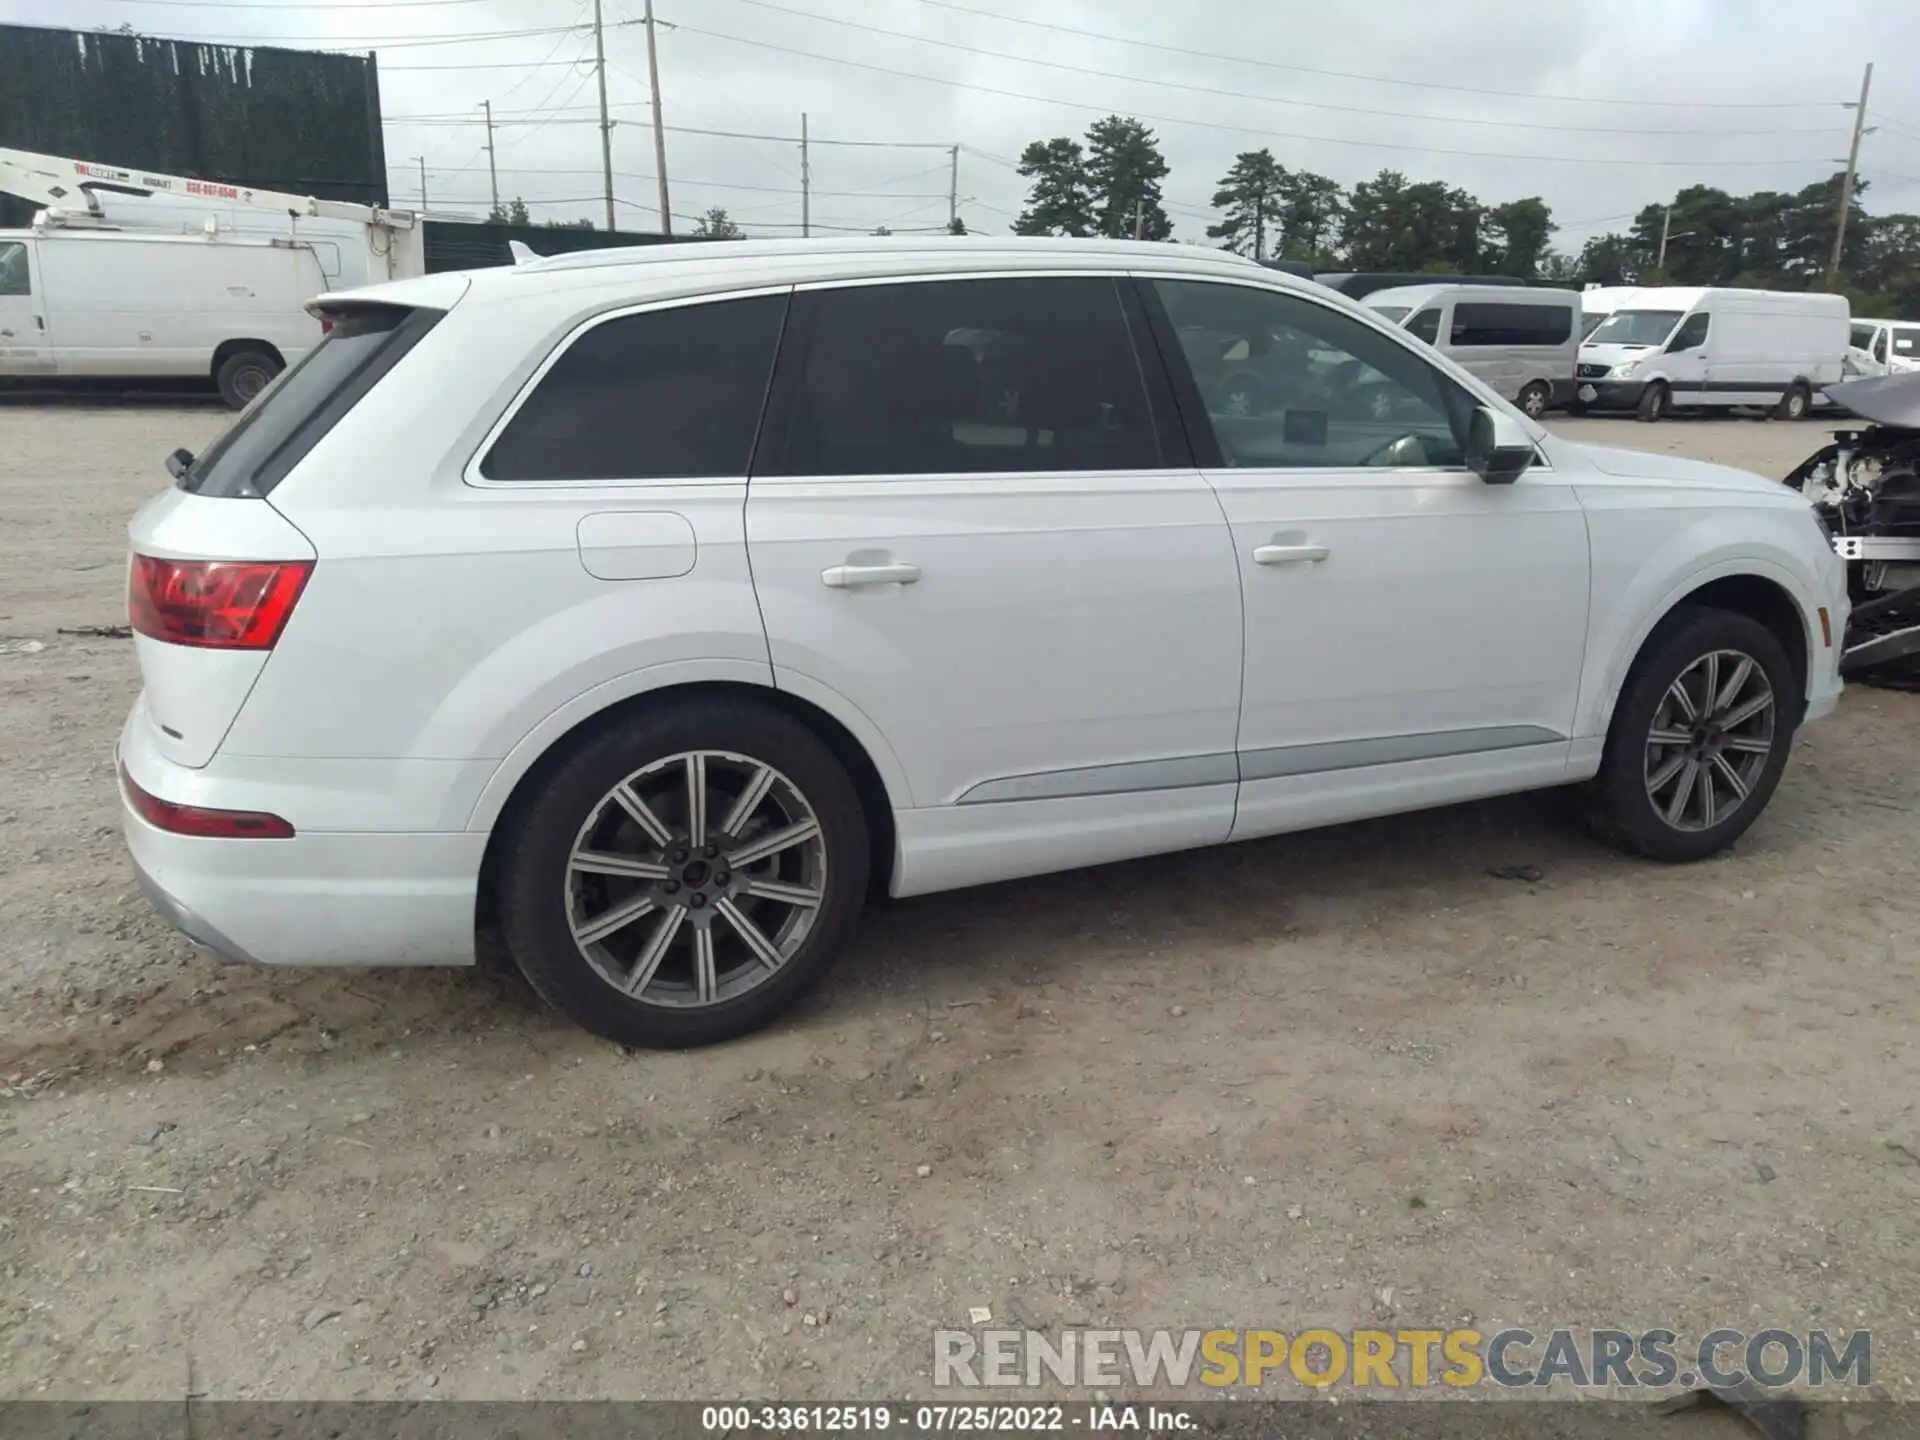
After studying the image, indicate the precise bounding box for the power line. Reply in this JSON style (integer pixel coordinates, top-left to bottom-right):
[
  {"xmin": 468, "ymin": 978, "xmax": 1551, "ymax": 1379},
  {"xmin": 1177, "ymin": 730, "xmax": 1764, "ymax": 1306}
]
[
  {"xmin": 716, "ymin": 0, "xmax": 1840, "ymax": 139},
  {"xmin": 96, "ymin": 0, "xmax": 498, "ymax": 7},
  {"xmin": 79, "ymin": 21, "xmax": 619, "ymax": 49},
  {"xmin": 388, "ymin": 163, "xmax": 947, "ymax": 200},
  {"xmin": 385, "ymin": 105, "xmax": 957, "ymax": 150},
  {"xmin": 382, "ymin": 58, "xmax": 584, "ymax": 71},
  {"xmin": 897, "ymin": 0, "xmax": 1852, "ymax": 112},
  {"xmin": 665, "ymin": 21, "xmax": 1846, "ymax": 170}
]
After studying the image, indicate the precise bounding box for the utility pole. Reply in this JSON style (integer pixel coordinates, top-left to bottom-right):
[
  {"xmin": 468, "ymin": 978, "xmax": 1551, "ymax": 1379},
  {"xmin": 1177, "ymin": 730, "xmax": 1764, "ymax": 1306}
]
[
  {"xmin": 591, "ymin": 0, "xmax": 615, "ymax": 232},
  {"xmin": 1133, "ymin": 198, "xmax": 1144, "ymax": 241},
  {"xmin": 414, "ymin": 156, "xmax": 427, "ymax": 213},
  {"xmin": 947, "ymin": 144, "xmax": 958, "ymax": 229},
  {"xmin": 1830, "ymin": 60, "xmax": 1874, "ymax": 281},
  {"xmin": 800, "ymin": 112, "xmax": 810, "ymax": 238},
  {"xmin": 481, "ymin": 100, "xmax": 499, "ymax": 214},
  {"xmin": 643, "ymin": 0, "xmax": 672, "ymax": 236},
  {"xmin": 1656, "ymin": 205, "xmax": 1673, "ymax": 270}
]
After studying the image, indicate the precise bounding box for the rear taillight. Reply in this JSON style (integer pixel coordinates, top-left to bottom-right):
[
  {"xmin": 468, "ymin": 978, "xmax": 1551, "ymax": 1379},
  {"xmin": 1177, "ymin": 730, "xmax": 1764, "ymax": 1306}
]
[
  {"xmin": 128, "ymin": 556, "xmax": 312, "ymax": 649},
  {"xmin": 319, "ymin": 315, "xmax": 335, "ymax": 335},
  {"xmin": 120, "ymin": 762, "xmax": 295, "ymax": 839}
]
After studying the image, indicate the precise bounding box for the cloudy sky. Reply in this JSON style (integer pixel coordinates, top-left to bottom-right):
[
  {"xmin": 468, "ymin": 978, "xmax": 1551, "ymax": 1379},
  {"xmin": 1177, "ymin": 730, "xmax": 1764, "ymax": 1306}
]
[{"xmin": 16, "ymin": 0, "xmax": 1920, "ymax": 247}]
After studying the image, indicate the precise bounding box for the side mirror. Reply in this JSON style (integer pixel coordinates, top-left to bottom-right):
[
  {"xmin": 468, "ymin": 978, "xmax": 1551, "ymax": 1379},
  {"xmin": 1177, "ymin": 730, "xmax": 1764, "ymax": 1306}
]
[{"xmin": 1466, "ymin": 405, "xmax": 1534, "ymax": 485}]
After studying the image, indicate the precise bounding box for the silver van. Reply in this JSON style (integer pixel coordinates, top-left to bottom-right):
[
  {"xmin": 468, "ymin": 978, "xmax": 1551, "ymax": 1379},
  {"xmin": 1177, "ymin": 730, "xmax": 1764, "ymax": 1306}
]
[{"xmin": 1364, "ymin": 283, "xmax": 1581, "ymax": 418}]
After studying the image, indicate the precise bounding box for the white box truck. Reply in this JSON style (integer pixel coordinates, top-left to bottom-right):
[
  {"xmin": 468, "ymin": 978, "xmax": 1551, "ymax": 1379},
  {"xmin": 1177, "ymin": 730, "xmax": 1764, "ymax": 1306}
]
[{"xmin": 1574, "ymin": 285, "xmax": 1850, "ymax": 421}]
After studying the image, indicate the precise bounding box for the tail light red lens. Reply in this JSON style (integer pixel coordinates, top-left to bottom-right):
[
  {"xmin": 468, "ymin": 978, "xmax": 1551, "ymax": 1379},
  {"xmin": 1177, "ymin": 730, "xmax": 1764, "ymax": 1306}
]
[
  {"xmin": 128, "ymin": 556, "xmax": 312, "ymax": 649},
  {"xmin": 319, "ymin": 315, "xmax": 335, "ymax": 335},
  {"xmin": 120, "ymin": 762, "xmax": 295, "ymax": 839}
]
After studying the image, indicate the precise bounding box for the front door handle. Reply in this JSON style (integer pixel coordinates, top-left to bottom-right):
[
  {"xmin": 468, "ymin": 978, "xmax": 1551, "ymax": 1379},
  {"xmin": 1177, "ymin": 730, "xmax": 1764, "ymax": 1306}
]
[
  {"xmin": 1253, "ymin": 542, "xmax": 1329, "ymax": 566},
  {"xmin": 821, "ymin": 561, "xmax": 922, "ymax": 589}
]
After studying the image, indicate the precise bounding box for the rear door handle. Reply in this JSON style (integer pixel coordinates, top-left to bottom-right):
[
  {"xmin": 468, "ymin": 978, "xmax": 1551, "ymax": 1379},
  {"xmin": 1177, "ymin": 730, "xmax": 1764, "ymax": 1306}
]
[
  {"xmin": 821, "ymin": 562, "xmax": 922, "ymax": 589},
  {"xmin": 1253, "ymin": 542, "xmax": 1329, "ymax": 566}
]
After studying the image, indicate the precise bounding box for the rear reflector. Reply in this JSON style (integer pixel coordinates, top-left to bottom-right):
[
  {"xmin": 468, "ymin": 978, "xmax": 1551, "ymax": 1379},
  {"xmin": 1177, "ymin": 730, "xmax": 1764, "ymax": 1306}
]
[
  {"xmin": 128, "ymin": 556, "xmax": 312, "ymax": 650},
  {"xmin": 120, "ymin": 762, "xmax": 295, "ymax": 839}
]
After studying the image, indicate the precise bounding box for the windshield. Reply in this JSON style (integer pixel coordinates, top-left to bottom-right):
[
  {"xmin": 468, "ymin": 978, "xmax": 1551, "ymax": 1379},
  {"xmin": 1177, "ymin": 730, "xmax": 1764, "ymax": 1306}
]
[
  {"xmin": 1851, "ymin": 323, "xmax": 1880, "ymax": 351},
  {"xmin": 1580, "ymin": 312, "xmax": 1609, "ymax": 340},
  {"xmin": 1370, "ymin": 305, "xmax": 1410, "ymax": 323},
  {"xmin": 1587, "ymin": 309, "xmax": 1685, "ymax": 348}
]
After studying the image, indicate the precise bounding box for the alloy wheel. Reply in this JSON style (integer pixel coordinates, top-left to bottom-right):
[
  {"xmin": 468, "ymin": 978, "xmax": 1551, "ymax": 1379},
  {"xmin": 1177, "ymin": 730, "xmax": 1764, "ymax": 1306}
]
[
  {"xmin": 1643, "ymin": 649, "xmax": 1776, "ymax": 833},
  {"xmin": 564, "ymin": 750, "xmax": 827, "ymax": 1006}
]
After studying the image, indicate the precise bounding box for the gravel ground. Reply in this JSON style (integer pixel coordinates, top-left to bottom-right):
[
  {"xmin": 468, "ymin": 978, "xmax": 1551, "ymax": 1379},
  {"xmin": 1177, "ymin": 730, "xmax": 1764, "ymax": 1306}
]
[{"xmin": 0, "ymin": 402, "xmax": 1915, "ymax": 1411}]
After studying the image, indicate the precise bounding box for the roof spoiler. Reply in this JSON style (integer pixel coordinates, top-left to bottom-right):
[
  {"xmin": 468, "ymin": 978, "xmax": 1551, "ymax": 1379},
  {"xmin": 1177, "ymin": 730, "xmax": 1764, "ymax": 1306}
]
[{"xmin": 507, "ymin": 240, "xmax": 540, "ymax": 266}]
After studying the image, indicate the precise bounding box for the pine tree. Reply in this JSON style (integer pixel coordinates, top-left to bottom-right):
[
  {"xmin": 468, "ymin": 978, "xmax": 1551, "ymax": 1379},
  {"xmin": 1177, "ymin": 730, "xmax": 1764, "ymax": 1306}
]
[
  {"xmin": 1206, "ymin": 149, "xmax": 1286, "ymax": 259},
  {"xmin": 1012, "ymin": 138, "xmax": 1095, "ymax": 236},
  {"xmin": 1086, "ymin": 115, "xmax": 1170, "ymax": 241}
]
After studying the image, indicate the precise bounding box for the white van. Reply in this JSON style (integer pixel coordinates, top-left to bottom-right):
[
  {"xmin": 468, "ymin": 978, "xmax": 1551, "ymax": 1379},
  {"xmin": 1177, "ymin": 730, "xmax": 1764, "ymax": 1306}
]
[
  {"xmin": 1363, "ymin": 283, "xmax": 1580, "ymax": 418},
  {"xmin": 1846, "ymin": 317, "xmax": 1920, "ymax": 377},
  {"xmin": 1576, "ymin": 286, "xmax": 1849, "ymax": 422},
  {"xmin": 0, "ymin": 222, "xmax": 325, "ymax": 407}
]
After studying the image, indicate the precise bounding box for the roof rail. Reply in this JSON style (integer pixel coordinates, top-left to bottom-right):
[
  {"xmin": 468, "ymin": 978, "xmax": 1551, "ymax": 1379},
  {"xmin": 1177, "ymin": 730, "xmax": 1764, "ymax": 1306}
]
[{"xmin": 515, "ymin": 233, "xmax": 1265, "ymax": 277}]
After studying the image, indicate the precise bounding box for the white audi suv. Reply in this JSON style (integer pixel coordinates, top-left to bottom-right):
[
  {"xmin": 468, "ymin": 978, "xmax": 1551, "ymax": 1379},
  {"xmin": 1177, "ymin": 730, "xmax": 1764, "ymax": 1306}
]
[{"xmin": 118, "ymin": 237, "xmax": 1848, "ymax": 1047}]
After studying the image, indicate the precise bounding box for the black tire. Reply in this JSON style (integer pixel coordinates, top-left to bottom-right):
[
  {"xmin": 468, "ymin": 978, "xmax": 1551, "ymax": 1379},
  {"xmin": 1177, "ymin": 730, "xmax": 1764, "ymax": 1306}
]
[
  {"xmin": 499, "ymin": 697, "xmax": 870, "ymax": 1048},
  {"xmin": 1565, "ymin": 399, "xmax": 1590, "ymax": 417},
  {"xmin": 215, "ymin": 349, "xmax": 280, "ymax": 410},
  {"xmin": 1635, "ymin": 382, "xmax": 1670, "ymax": 423},
  {"xmin": 1773, "ymin": 382, "xmax": 1812, "ymax": 421},
  {"xmin": 1584, "ymin": 607, "xmax": 1797, "ymax": 862},
  {"xmin": 1517, "ymin": 381, "xmax": 1552, "ymax": 419}
]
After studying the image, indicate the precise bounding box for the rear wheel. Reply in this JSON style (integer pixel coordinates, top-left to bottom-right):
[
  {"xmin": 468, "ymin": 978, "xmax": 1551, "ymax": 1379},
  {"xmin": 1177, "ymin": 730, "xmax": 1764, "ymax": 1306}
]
[
  {"xmin": 215, "ymin": 349, "xmax": 280, "ymax": 410},
  {"xmin": 1584, "ymin": 608, "xmax": 1796, "ymax": 862},
  {"xmin": 1635, "ymin": 381, "xmax": 1670, "ymax": 423},
  {"xmin": 1517, "ymin": 381, "xmax": 1552, "ymax": 419},
  {"xmin": 1774, "ymin": 382, "xmax": 1813, "ymax": 421},
  {"xmin": 499, "ymin": 698, "xmax": 870, "ymax": 1048}
]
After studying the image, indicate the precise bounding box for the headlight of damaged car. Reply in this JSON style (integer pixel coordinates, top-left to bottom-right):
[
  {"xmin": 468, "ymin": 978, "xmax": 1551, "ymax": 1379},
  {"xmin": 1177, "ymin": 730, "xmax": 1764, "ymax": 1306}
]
[{"xmin": 1610, "ymin": 361, "xmax": 1641, "ymax": 378}]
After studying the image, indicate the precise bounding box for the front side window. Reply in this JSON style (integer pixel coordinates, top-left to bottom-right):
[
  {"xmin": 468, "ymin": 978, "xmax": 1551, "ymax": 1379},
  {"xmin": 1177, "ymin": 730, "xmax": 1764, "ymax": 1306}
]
[
  {"xmin": 1407, "ymin": 308, "xmax": 1442, "ymax": 345},
  {"xmin": 0, "ymin": 241, "xmax": 27, "ymax": 296},
  {"xmin": 1875, "ymin": 330, "xmax": 1891, "ymax": 362},
  {"xmin": 765, "ymin": 277, "xmax": 1158, "ymax": 476},
  {"xmin": 1153, "ymin": 279, "xmax": 1471, "ymax": 470},
  {"xmin": 1449, "ymin": 303, "xmax": 1574, "ymax": 348},
  {"xmin": 1589, "ymin": 309, "xmax": 1684, "ymax": 347},
  {"xmin": 480, "ymin": 293, "xmax": 787, "ymax": 482},
  {"xmin": 1666, "ymin": 313, "xmax": 1710, "ymax": 352}
]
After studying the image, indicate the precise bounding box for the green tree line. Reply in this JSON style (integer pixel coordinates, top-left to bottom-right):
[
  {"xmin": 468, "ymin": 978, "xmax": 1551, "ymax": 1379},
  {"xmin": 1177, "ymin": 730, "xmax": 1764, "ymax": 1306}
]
[{"xmin": 1010, "ymin": 115, "xmax": 1920, "ymax": 318}]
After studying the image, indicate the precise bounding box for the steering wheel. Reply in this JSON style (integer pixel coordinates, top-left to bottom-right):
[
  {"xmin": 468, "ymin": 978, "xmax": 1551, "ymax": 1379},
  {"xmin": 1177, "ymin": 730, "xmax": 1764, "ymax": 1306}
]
[{"xmin": 1361, "ymin": 433, "xmax": 1432, "ymax": 468}]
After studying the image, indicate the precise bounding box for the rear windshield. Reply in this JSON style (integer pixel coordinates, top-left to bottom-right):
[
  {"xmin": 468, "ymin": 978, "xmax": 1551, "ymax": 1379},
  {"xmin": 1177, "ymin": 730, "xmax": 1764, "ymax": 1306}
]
[{"xmin": 182, "ymin": 305, "xmax": 437, "ymax": 498}]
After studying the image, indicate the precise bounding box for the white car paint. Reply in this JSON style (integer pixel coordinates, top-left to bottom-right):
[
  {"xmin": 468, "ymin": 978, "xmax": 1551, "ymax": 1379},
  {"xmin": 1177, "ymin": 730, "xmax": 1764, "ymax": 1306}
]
[{"xmin": 117, "ymin": 236, "xmax": 1848, "ymax": 985}]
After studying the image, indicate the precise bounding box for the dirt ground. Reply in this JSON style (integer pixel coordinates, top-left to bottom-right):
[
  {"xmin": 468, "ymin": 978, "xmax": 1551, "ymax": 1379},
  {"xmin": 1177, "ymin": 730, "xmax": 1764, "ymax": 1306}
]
[{"xmin": 0, "ymin": 402, "xmax": 1916, "ymax": 1411}]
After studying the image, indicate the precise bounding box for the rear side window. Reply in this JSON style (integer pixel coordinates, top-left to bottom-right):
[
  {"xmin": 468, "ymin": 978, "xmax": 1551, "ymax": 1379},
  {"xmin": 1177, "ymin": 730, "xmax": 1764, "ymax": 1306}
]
[
  {"xmin": 183, "ymin": 305, "xmax": 438, "ymax": 499},
  {"xmin": 480, "ymin": 294, "xmax": 787, "ymax": 482},
  {"xmin": 762, "ymin": 277, "xmax": 1160, "ymax": 477},
  {"xmin": 1407, "ymin": 308, "xmax": 1442, "ymax": 344},
  {"xmin": 1449, "ymin": 303, "xmax": 1574, "ymax": 347}
]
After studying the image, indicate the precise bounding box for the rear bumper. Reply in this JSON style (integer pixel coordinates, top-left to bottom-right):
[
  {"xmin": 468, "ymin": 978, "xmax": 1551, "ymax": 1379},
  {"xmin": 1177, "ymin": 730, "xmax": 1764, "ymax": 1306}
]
[{"xmin": 118, "ymin": 710, "xmax": 485, "ymax": 968}]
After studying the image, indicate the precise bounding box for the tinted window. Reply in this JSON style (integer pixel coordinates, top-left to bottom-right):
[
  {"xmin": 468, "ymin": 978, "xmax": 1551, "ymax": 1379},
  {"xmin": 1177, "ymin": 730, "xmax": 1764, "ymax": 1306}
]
[
  {"xmin": 1667, "ymin": 313, "xmax": 1710, "ymax": 352},
  {"xmin": 1850, "ymin": 323, "xmax": 1877, "ymax": 350},
  {"xmin": 184, "ymin": 305, "xmax": 436, "ymax": 499},
  {"xmin": 1894, "ymin": 327, "xmax": 1920, "ymax": 355},
  {"xmin": 0, "ymin": 241, "xmax": 27, "ymax": 296},
  {"xmin": 1449, "ymin": 302, "xmax": 1574, "ymax": 347},
  {"xmin": 482, "ymin": 294, "xmax": 785, "ymax": 481},
  {"xmin": 1154, "ymin": 279, "xmax": 1471, "ymax": 470},
  {"xmin": 766, "ymin": 277, "xmax": 1158, "ymax": 476},
  {"xmin": 1407, "ymin": 308, "xmax": 1442, "ymax": 344}
]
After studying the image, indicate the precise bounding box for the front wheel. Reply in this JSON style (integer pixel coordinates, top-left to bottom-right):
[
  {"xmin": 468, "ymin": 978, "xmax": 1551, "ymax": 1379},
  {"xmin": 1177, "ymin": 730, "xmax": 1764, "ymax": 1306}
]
[
  {"xmin": 499, "ymin": 698, "xmax": 870, "ymax": 1048},
  {"xmin": 1584, "ymin": 608, "xmax": 1797, "ymax": 862},
  {"xmin": 1635, "ymin": 382, "xmax": 1670, "ymax": 423}
]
